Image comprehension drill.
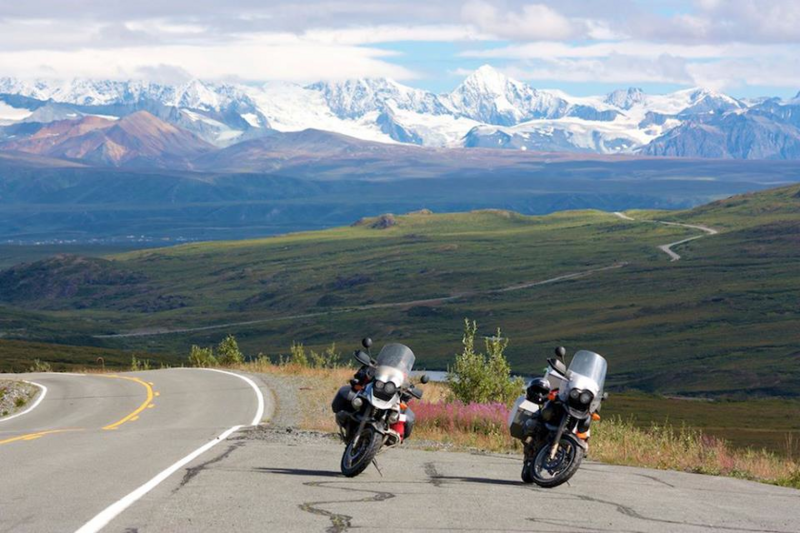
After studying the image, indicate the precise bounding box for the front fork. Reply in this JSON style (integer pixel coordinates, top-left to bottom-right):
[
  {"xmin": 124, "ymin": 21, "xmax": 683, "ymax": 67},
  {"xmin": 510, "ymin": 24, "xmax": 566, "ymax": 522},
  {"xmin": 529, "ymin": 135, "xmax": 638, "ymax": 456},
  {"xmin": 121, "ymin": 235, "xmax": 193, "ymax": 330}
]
[
  {"xmin": 350, "ymin": 405, "xmax": 372, "ymax": 447},
  {"xmin": 549, "ymin": 412, "xmax": 570, "ymax": 460}
]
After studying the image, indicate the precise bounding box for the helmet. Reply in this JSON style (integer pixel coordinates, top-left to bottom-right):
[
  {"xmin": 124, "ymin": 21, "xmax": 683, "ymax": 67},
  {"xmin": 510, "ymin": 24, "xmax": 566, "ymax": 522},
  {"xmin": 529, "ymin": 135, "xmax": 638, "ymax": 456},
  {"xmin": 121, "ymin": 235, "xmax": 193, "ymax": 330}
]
[{"xmin": 526, "ymin": 377, "xmax": 551, "ymax": 404}]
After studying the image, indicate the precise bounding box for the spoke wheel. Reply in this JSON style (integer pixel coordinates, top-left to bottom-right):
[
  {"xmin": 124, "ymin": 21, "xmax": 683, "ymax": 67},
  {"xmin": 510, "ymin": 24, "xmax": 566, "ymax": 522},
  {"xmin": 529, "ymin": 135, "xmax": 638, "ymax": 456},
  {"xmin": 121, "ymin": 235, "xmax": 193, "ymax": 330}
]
[
  {"xmin": 531, "ymin": 437, "xmax": 584, "ymax": 488},
  {"xmin": 340, "ymin": 427, "xmax": 382, "ymax": 477}
]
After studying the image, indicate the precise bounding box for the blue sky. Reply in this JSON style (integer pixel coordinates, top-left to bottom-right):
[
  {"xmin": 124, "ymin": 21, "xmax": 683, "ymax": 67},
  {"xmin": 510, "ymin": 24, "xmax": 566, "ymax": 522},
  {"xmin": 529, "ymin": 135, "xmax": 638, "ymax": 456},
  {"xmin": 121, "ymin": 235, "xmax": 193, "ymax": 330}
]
[{"xmin": 0, "ymin": 1, "xmax": 799, "ymax": 98}]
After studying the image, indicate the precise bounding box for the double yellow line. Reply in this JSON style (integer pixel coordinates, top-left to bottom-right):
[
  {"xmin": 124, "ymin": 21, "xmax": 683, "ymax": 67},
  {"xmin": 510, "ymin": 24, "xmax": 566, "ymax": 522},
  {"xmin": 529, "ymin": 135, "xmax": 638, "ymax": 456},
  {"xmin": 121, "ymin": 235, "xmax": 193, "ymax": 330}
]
[
  {"xmin": 0, "ymin": 374, "xmax": 157, "ymax": 446},
  {"xmin": 100, "ymin": 375, "xmax": 156, "ymax": 431},
  {"xmin": 0, "ymin": 429, "xmax": 79, "ymax": 446}
]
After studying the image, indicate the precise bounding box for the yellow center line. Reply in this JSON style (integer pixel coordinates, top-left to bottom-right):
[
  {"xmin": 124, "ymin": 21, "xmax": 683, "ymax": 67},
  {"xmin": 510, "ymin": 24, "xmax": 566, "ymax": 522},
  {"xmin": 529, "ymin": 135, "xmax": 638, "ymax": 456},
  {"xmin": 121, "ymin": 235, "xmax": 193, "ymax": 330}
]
[
  {"xmin": 0, "ymin": 429, "xmax": 83, "ymax": 446},
  {"xmin": 98, "ymin": 375, "xmax": 156, "ymax": 431}
]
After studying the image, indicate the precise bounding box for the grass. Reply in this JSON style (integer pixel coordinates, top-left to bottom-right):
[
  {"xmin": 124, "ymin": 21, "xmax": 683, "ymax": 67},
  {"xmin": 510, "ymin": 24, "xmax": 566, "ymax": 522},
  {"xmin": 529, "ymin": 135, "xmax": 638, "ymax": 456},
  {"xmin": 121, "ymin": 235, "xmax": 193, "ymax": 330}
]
[
  {"xmin": 0, "ymin": 339, "xmax": 175, "ymax": 373},
  {"xmin": 602, "ymin": 392, "xmax": 800, "ymax": 457}
]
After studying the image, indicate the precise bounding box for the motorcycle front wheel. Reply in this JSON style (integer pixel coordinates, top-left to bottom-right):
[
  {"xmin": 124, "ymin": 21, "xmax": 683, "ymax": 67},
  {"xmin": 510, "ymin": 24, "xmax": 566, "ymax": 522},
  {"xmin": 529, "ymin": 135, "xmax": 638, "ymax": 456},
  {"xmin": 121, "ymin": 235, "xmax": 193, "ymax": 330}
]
[
  {"xmin": 340, "ymin": 427, "xmax": 383, "ymax": 477},
  {"xmin": 530, "ymin": 437, "xmax": 584, "ymax": 488}
]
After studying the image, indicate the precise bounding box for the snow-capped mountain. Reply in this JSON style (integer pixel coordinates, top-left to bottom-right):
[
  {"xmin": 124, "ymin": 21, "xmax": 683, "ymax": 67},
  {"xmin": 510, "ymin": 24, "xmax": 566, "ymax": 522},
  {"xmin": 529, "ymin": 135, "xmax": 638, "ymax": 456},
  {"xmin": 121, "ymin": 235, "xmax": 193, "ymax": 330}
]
[
  {"xmin": 2, "ymin": 65, "xmax": 799, "ymax": 159},
  {"xmin": 307, "ymin": 78, "xmax": 449, "ymax": 118},
  {"xmin": 444, "ymin": 65, "xmax": 570, "ymax": 125},
  {"xmin": 605, "ymin": 88, "xmax": 646, "ymax": 110}
]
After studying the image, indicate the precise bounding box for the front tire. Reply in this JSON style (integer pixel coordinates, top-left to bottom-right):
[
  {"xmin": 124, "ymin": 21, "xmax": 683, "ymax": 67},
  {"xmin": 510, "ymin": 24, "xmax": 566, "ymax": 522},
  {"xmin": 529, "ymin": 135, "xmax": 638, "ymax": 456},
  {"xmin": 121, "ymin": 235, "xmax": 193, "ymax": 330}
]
[
  {"xmin": 340, "ymin": 427, "xmax": 382, "ymax": 477},
  {"xmin": 531, "ymin": 437, "xmax": 584, "ymax": 488}
]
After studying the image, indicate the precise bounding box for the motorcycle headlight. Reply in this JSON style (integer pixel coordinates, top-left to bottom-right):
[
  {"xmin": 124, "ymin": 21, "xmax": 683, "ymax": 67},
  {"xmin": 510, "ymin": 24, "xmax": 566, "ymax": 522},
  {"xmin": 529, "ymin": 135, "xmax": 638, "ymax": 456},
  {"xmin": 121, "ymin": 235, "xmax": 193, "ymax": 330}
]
[
  {"xmin": 351, "ymin": 397, "xmax": 363, "ymax": 409},
  {"xmin": 579, "ymin": 391, "xmax": 593, "ymax": 405},
  {"xmin": 384, "ymin": 382, "xmax": 397, "ymax": 395},
  {"xmin": 375, "ymin": 380, "xmax": 385, "ymax": 391},
  {"xmin": 569, "ymin": 388, "xmax": 580, "ymax": 400}
]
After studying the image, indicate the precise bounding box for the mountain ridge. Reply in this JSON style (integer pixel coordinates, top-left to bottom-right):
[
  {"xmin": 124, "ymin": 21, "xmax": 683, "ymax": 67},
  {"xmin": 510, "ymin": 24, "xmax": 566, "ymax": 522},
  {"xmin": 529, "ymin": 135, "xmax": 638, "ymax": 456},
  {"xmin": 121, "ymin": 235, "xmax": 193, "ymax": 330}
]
[{"xmin": 1, "ymin": 66, "xmax": 799, "ymax": 160}]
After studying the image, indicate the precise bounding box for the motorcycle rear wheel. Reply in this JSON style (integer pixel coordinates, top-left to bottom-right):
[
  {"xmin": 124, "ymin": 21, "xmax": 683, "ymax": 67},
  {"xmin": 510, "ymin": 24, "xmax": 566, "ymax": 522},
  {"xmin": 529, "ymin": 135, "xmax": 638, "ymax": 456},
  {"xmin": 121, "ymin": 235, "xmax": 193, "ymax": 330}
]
[
  {"xmin": 531, "ymin": 437, "xmax": 584, "ymax": 488},
  {"xmin": 521, "ymin": 460, "xmax": 535, "ymax": 483},
  {"xmin": 340, "ymin": 427, "xmax": 383, "ymax": 477}
]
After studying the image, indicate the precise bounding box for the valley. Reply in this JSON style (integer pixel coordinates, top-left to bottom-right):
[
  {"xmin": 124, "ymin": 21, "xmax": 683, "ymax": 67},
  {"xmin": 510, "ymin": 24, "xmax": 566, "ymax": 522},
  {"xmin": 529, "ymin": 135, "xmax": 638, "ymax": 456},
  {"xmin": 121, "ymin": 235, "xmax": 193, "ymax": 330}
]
[{"xmin": 1, "ymin": 184, "xmax": 798, "ymax": 400}]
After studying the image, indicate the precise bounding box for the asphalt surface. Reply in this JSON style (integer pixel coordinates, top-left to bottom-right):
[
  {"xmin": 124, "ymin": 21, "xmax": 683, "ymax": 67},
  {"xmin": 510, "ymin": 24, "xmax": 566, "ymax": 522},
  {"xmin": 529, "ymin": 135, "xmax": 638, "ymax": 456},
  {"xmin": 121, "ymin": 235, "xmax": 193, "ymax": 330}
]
[
  {"xmin": 0, "ymin": 369, "xmax": 270, "ymax": 533},
  {"xmin": 2, "ymin": 370, "xmax": 798, "ymax": 533}
]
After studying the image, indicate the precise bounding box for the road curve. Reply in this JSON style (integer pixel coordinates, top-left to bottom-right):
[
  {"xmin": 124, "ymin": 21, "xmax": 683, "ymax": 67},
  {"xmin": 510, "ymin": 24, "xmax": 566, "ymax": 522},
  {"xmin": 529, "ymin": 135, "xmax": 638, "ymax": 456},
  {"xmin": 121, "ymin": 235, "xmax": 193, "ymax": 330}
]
[
  {"xmin": 613, "ymin": 211, "xmax": 719, "ymax": 261},
  {"xmin": 1, "ymin": 372, "xmax": 797, "ymax": 532},
  {"xmin": 0, "ymin": 369, "xmax": 271, "ymax": 533}
]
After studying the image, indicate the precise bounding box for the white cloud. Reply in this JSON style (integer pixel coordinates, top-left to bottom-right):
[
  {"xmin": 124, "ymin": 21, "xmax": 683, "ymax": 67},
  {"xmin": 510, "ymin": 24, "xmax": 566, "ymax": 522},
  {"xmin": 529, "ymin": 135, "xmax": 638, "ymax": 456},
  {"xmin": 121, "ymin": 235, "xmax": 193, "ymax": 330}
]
[
  {"xmin": 504, "ymin": 55, "xmax": 693, "ymax": 86},
  {"xmin": 300, "ymin": 24, "xmax": 492, "ymax": 45},
  {"xmin": 0, "ymin": 38, "xmax": 417, "ymax": 83},
  {"xmin": 461, "ymin": 1, "xmax": 578, "ymax": 41}
]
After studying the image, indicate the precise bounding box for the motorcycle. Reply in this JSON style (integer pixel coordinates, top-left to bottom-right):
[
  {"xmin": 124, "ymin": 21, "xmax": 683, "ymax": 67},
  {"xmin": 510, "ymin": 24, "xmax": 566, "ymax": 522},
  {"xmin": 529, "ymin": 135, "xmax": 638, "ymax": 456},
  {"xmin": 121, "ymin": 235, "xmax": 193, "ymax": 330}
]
[
  {"xmin": 509, "ymin": 346, "xmax": 608, "ymax": 488},
  {"xmin": 331, "ymin": 338, "xmax": 428, "ymax": 477}
]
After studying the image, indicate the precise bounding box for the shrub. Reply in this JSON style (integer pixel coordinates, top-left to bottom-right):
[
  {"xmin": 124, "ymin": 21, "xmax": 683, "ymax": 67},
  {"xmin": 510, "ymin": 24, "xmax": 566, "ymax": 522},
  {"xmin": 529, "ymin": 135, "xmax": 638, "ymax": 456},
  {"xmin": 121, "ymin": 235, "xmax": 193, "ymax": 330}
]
[
  {"xmin": 289, "ymin": 342, "xmax": 310, "ymax": 367},
  {"xmin": 28, "ymin": 359, "xmax": 52, "ymax": 373},
  {"xmin": 309, "ymin": 343, "xmax": 343, "ymax": 369},
  {"xmin": 189, "ymin": 345, "xmax": 218, "ymax": 367},
  {"xmin": 130, "ymin": 356, "xmax": 151, "ymax": 371},
  {"xmin": 217, "ymin": 334, "xmax": 244, "ymax": 365},
  {"xmin": 447, "ymin": 319, "xmax": 524, "ymax": 405}
]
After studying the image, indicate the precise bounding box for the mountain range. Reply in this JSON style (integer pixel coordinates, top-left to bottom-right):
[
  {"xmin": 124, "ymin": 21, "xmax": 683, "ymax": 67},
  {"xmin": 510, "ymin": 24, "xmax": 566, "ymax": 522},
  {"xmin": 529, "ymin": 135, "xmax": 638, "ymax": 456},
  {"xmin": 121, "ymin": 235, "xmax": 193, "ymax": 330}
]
[{"xmin": 2, "ymin": 66, "xmax": 800, "ymax": 162}]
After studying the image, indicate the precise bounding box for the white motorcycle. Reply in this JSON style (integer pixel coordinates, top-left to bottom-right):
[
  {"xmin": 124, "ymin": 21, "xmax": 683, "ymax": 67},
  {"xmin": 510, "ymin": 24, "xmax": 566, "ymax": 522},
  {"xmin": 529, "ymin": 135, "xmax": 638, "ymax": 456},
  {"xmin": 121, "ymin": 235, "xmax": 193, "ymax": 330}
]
[{"xmin": 509, "ymin": 347, "xmax": 608, "ymax": 487}]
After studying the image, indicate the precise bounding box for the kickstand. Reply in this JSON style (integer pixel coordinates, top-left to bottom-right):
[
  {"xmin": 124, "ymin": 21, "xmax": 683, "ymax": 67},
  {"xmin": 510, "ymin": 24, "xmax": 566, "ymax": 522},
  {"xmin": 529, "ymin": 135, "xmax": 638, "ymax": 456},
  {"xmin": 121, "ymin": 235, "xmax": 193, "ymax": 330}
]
[{"xmin": 372, "ymin": 459, "xmax": 383, "ymax": 477}]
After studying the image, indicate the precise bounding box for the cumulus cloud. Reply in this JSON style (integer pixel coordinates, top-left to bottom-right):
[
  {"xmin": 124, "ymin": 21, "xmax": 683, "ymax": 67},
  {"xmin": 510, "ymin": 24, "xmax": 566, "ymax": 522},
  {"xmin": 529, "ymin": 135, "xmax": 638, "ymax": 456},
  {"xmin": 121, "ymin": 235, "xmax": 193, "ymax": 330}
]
[
  {"xmin": 0, "ymin": 38, "xmax": 416, "ymax": 83},
  {"xmin": 503, "ymin": 54, "xmax": 693, "ymax": 86},
  {"xmin": 0, "ymin": 0, "xmax": 797, "ymax": 93},
  {"xmin": 461, "ymin": 1, "xmax": 578, "ymax": 41}
]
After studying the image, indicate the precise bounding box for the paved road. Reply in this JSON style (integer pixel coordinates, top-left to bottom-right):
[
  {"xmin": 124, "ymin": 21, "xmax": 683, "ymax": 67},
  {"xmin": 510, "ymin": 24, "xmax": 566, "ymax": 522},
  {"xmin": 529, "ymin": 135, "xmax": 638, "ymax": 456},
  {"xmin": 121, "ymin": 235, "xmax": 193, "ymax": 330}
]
[
  {"xmin": 2, "ymin": 370, "xmax": 797, "ymax": 532},
  {"xmin": 0, "ymin": 369, "xmax": 269, "ymax": 533}
]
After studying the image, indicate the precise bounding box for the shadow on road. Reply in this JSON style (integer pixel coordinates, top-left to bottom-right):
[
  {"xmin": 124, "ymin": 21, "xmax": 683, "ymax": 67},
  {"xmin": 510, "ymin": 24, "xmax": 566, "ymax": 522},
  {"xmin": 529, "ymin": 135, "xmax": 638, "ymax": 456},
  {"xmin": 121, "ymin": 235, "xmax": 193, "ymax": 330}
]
[
  {"xmin": 253, "ymin": 467, "xmax": 342, "ymax": 478},
  {"xmin": 433, "ymin": 475, "xmax": 526, "ymax": 487}
]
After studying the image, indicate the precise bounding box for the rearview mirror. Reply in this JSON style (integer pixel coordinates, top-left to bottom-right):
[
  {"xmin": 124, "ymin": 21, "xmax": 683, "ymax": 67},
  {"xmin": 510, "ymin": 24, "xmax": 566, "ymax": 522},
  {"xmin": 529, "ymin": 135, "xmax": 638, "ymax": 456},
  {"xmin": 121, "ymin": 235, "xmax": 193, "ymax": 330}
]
[
  {"xmin": 420, "ymin": 375, "xmax": 430, "ymax": 384},
  {"xmin": 555, "ymin": 346, "xmax": 566, "ymax": 361},
  {"xmin": 354, "ymin": 350, "xmax": 372, "ymax": 366},
  {"xmin": 548, "ymin": 357, "xmax": 568, "ymax": 376}
]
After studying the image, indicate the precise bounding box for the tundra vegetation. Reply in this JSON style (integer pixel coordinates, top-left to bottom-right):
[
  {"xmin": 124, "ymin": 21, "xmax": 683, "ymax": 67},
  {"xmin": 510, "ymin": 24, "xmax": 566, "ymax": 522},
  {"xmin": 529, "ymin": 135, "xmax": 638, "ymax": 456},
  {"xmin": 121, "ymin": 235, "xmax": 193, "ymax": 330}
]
[{"xmin": 1, "ymin": 184, "xmax": 798, "ymax": 401}]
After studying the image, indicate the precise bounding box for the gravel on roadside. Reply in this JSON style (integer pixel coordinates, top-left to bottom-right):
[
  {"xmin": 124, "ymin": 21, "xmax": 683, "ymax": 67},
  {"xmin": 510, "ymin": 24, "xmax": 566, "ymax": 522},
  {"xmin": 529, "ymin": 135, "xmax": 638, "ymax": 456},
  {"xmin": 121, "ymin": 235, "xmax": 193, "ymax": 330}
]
[
  {"xmin": 0, "ymin": 379, "xmax": 39, "ymax": 419},
  {"xmin": 246, "ymin": 371, "xmax": 496, "ymax": 454}
]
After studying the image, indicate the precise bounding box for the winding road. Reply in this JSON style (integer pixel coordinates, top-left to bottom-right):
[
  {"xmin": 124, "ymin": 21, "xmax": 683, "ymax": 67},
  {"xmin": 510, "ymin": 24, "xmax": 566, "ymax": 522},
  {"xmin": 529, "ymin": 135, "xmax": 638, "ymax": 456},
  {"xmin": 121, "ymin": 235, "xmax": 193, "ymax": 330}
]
[
  {"xmin": 613, "ymin": 211, "xmax": 719, "ymax": 261},
  {"xmin": 1, "ymin": 370, "xmax": 796, "ymax": 532},
  {"xmin": 98, "ymin": 211, "xmax": 717, "ymax": 340}
]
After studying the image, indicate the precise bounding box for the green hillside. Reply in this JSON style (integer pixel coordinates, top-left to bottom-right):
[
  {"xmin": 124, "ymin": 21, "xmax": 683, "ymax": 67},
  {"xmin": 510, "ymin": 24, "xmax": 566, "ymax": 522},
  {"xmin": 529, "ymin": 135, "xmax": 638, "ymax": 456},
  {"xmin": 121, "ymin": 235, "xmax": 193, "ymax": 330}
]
[{"xmin": 1, "ymin": 184, "xmax": 798, "ymax": 397}]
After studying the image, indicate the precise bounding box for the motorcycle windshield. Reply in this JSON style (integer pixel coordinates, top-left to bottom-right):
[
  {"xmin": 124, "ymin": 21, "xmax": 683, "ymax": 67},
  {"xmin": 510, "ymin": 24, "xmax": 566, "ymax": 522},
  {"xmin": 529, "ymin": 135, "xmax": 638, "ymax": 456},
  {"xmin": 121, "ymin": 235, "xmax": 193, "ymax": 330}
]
[
  {"xmin": 374, "ymin": 343, "xmax": 415, "ymax": 383},
  {"xmin": 568, "ymin": 350, "xmax": 607, "ymax": 388}
]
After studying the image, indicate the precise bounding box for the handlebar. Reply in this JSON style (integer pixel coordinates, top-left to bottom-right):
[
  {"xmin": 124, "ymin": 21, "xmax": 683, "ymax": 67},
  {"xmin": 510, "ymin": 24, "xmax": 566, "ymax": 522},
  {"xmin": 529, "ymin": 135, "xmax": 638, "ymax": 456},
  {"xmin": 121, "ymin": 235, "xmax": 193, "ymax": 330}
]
[{"xmin": 406, "ymin": 386, "xmax": 423, "ymax": 400}]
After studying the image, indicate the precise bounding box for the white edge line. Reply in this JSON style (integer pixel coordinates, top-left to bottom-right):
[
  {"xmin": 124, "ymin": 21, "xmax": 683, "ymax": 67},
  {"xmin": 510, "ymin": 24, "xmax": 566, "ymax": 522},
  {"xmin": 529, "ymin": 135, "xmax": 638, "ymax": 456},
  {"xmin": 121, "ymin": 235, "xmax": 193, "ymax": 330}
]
[
  {"xmin": 197, "ymin": 368, "xmax": 266, "ymax": 426},
  {"xmin": 74, "ymin": 425, "xmax": 243, "ymax": 533},
  {"xmin": 0, "ymin": 380, "xmax": 47, "ymax": 423},
  {"xmin": 74, "ymin": 368, "xmax": 266, "ymax": 533}
]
